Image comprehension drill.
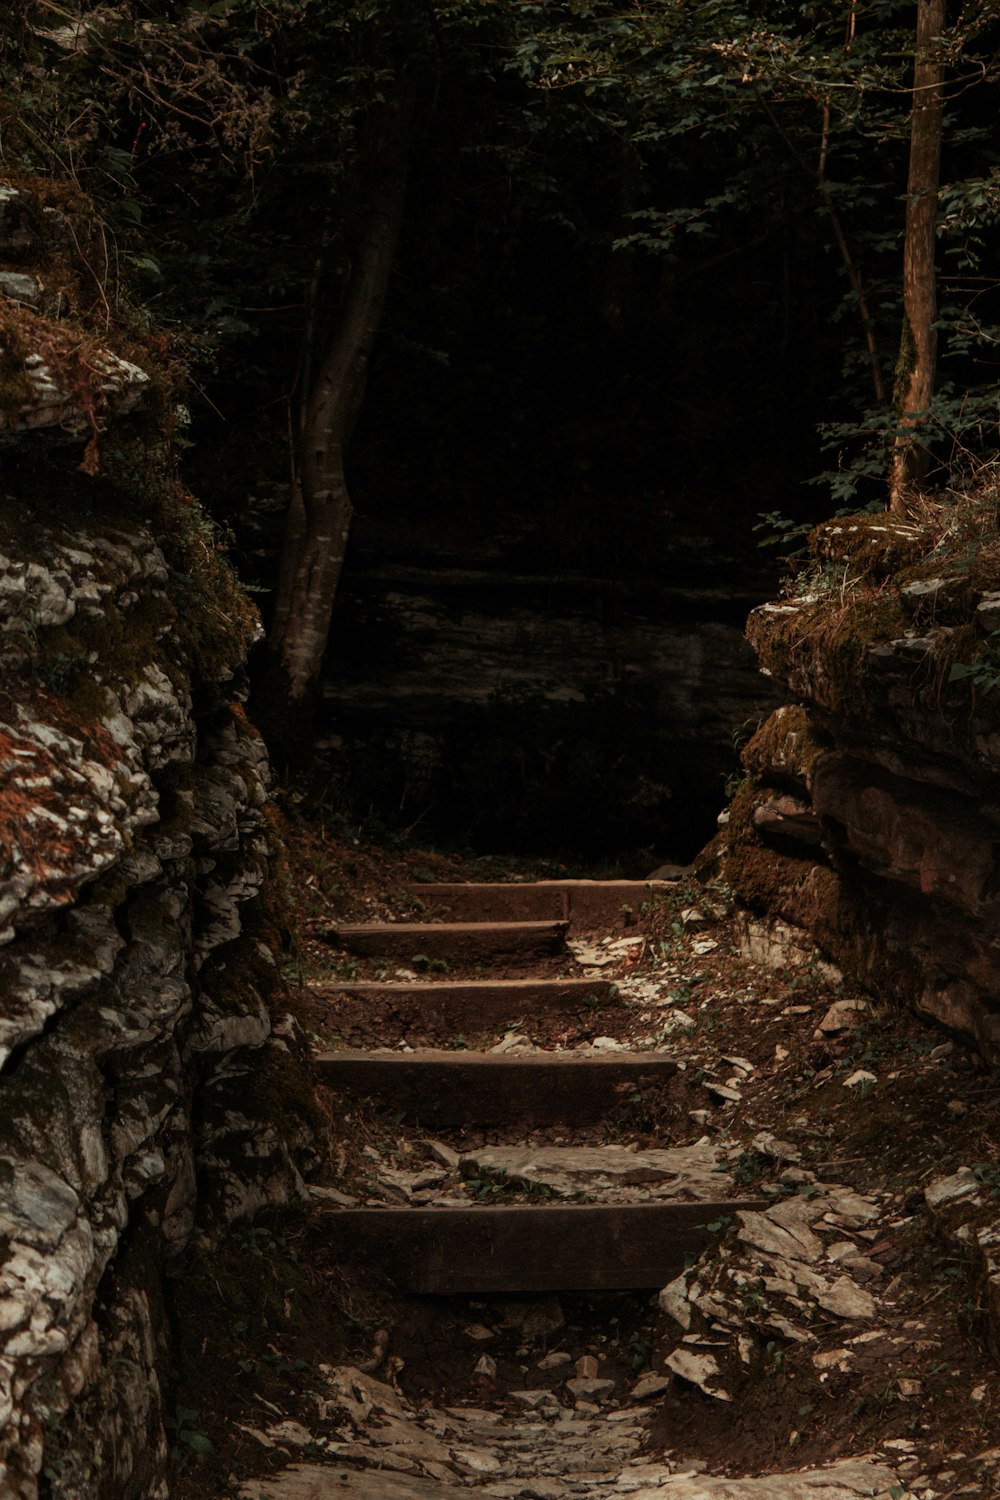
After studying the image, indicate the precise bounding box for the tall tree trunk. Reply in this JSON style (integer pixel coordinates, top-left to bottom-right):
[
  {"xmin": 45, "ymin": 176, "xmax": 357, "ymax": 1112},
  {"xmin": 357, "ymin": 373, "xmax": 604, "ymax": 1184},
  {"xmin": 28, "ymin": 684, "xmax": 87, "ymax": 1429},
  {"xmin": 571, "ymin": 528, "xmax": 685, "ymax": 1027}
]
[
  {"xmin": 264, "ymin": 91, "xmax": 412, "ymax": 738},
  {"xmin": 889, "ymin": 0, "xmax": 946, "ymax": 514}
]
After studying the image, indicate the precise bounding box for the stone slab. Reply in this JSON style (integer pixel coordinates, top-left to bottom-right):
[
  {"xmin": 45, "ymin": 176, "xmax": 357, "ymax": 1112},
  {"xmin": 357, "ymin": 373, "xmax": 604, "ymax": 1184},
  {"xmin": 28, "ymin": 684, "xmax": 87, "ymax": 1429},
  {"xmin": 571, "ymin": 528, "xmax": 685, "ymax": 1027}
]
[
  {"xmin": 621, "ymin": 1460, "xmax": 900, "ymax": 1498},
  {"xmin": 315, "ymin": 1048, "xmax": 678, "ymax": 1126},
  {"xmin": 239, "ymin": 1455, "xmax": 900, "ymax": 1500},
  {"xmin": 316, "ymin": 1203, "xmax": 748, "ymax": 1292},
  {"xmin": 239, "ymin": 1466, "xmax": 458, "ymax": 1498},
  {"xmin": 325, "ymin": 920, "xmax": 568, "ymax": 961},
  {"xmin": 459, "ymin": 1142, "xmax": 731, "ymax": 1200}
]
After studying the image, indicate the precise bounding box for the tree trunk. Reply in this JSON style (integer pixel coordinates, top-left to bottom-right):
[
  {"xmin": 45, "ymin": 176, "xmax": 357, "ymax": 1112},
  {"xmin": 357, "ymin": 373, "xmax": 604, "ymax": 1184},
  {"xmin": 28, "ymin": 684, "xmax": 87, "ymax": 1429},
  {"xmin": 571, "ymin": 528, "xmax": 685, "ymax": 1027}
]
[
  {"xmin": 264, "ymin": 91, "xmax": 413, "ymax": 736},
  {"xmin": 888, "ymin": 0, "xmax": 946, "ymax": 514}
]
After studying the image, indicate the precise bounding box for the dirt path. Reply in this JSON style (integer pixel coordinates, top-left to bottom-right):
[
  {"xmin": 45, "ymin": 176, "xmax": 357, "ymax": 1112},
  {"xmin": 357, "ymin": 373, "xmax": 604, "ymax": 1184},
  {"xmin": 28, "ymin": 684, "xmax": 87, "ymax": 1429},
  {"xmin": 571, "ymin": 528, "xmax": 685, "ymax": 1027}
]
[{"xmin": 175, "ymin": 835, "xmax": 1000, "ymax": 1500}]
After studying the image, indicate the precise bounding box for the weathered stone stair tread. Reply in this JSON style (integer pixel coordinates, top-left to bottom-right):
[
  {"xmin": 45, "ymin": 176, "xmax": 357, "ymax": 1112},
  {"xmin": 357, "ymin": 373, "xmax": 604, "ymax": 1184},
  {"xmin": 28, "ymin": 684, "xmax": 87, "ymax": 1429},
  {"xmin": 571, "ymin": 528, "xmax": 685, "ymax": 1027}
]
[
  {"xmin": 411, "ymin": 879, "xmax": 674, "ymax": 927},
  {"xmin": 317, "ymin": 1202, "xmax": 755, "ymax": 1292},
  {"xmin": 326, "ymin": 919, "xmax": 569, "ymax": 959},
  {"xmin": 459, "ymin": 1142, "xmax": 729, "ymax": 1199},
  {"xmin": 315, "ymin": 1048, "xmax": 677, "ymax": 1125},
  {"xmin": 311, "ymin": 976, "xmax": 614, "ymax": 1023}
]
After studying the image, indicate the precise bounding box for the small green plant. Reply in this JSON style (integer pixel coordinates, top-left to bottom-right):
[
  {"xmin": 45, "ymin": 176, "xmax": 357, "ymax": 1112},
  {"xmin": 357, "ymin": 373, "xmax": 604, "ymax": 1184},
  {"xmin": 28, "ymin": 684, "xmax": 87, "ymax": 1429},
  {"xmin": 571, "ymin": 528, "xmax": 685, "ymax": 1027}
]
[
  {"xmin": 723, "ymin": 768, "xmax": 748, "ymax": 799},
  {"xmin": 465, "ymin": 1169, "xmax": 554, "ymax": 1203},
  {"xmin": 948, "ymin": 630, "xmax": 1000, "ymax": 695},
  {"xmin": 329, "ymin": 956, "xmax": 362, "ymax": 981},
  {"xmin": 232, "ymin": 1224, "xmax": 293, "ymax": 1259},
  {"xmin": 166, "ymin": 1407, "xmax": 214, "ymax": 1462},
  {"xmin": 39, "ymin": 647, "xmax": 88, "ymax": 694},
  {"xmin": 580, "ymin": 991, "xmax": 609, "ymax": 1012},
  {"xmin": 263, "ymin": 1350, "xmax": 309, "ymax": 1376},
  {"xmin": 411, "ymin": 953, "xmax": 451, "ymax": 974},
  {"xmin": 732, "ymin": 1149, "xmax": 771, "ymax": 1187},
  {"xmin": 753, "ymin": 510, "xmax": 813, "ymax": 559},
  {"xmin": 971, "ymin": 1162, "xmax": 1000, "ymax": 1194},
  {"xmin": 626, "ymin": 1330, "xmax": 652, "ymax": 1371},
  {"xmin": 739, "ymin": 1284, "xmax": 769, "ymax": 1316}
]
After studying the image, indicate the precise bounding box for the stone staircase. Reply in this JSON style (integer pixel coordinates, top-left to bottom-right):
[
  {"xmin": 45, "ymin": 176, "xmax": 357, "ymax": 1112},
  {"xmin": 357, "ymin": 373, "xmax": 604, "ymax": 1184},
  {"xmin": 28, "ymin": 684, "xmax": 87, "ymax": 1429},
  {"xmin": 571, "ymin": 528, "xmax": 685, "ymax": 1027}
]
[{"xmin": 311, "ymin": 879, "xmax": 766, "ymax": 1296}]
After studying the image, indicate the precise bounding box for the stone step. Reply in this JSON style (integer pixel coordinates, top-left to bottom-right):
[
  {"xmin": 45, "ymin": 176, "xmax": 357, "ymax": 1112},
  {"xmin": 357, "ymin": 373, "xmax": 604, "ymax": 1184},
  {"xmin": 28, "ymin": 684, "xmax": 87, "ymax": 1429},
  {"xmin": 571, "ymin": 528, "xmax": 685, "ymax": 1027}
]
[
  {"xmin": 410, "ymin": 880, "xmax": 674, "ymax": 929},
  {"xmin": 315, "ymin": 1048, "xmax": 677, "ymax": 1126},
  {"xmin": 311, "ymin": 977, "xmax": 616, "ymax": 1029},
  {"xmin": 325, "ymin": 919, "xmax": 568, "ymax": 962},
  {"xmin": 456, "ymin": 1142, "xmax": 729, "ymax": 1200},
  {"xmin": 316, "ymin": 1202, "xmax": 749, "ymax": 1293}
]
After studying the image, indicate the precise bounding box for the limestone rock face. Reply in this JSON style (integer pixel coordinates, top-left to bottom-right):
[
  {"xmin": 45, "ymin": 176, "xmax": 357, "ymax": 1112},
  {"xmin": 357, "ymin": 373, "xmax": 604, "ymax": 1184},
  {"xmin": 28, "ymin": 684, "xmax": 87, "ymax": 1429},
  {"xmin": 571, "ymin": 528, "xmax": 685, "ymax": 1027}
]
[
  {"xmin": 0, "ymin": 182, "xmax": 150, "ymax": 444},
  {"xmin": 0, "ymin": 512, "xmax": 317, "ymax": 1500},
  {"xmin": 728, "ymin": 525, "xmax": 1000, "ymax": 1059},
  {"xmin": 317, "ymin": 515, "xmax": 781, "ymax": 852}
]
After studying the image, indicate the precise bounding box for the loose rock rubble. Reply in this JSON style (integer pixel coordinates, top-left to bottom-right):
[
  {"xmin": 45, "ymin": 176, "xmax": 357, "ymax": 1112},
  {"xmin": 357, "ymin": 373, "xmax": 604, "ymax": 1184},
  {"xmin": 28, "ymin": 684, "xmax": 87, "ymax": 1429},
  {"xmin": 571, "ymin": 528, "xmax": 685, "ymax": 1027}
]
[{"xmin": 235, "ymin": 1364, "xmax": 901, "ymax": 1500}]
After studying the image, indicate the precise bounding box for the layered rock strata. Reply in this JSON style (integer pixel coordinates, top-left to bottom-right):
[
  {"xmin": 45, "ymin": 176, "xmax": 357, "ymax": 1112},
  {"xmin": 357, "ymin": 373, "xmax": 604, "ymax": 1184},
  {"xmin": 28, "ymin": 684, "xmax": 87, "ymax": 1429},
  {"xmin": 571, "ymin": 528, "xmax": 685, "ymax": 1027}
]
[{"xmin": 726, "ymin": 509, "xmax": 1000, "ymax": 1059}]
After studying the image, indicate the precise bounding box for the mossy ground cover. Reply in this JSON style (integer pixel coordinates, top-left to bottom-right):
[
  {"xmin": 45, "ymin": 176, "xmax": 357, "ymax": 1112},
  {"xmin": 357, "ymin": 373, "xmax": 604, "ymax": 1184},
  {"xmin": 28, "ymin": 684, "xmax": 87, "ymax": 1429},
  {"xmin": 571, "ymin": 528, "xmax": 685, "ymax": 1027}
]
[{"xmin": 751, "ymin": 475, "xmax": 1000, "ymax": 736}]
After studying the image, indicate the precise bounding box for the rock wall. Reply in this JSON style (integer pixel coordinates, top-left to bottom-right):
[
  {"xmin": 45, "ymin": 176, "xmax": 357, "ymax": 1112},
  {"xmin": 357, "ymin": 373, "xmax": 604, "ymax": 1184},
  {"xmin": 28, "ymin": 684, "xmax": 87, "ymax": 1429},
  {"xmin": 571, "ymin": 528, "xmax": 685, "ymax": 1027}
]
[
  {"xmin": 318, "ymin": 518, "xmax": 779, "ymax": 855},
  {"xmin": 0, "ymin": 183, "xmax": 319, "ymax": 1500},
  {"xmin": 724, "ymin": 507, "xmax": 1000, "ymax": 1059}
]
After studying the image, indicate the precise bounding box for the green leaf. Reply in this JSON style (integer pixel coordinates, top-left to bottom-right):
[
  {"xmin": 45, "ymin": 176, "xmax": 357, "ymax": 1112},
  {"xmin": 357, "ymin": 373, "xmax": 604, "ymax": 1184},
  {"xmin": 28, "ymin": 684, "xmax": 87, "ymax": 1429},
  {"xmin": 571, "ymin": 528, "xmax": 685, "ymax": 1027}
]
[{"xmin": 180, "ymin": 1430, "xmax": 215, "ymax": 1455}]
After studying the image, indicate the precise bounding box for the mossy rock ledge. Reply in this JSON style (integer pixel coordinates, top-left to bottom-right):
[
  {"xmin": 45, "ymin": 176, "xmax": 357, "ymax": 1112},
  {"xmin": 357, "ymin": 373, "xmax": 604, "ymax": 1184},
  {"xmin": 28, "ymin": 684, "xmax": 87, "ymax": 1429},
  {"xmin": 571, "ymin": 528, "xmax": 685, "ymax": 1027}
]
[
  {"xmin": 727, "ymin": 506, "xmax": 1000, "ymax": 1064},
  {"xmin": 0, "ymin": 184, "xmax": 320, "ymax": 1500}
]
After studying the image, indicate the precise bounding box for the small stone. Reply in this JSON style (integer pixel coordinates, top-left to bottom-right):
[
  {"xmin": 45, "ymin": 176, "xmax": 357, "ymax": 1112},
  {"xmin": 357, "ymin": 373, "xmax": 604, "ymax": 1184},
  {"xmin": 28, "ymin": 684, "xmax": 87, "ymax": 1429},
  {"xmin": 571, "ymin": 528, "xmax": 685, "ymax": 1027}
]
[
  {"xmin": 658, "ymin": 1274, "xmax": 693, "ymax": 1329},
  {"xmin": 925, "ymin": 1168, "xmax": 982, "ymax": 1210},
  {"xmin": 902, "ymin": 577, "xmax": 946, "ymax": 601},
  {"xmin": 565, "ymin": 1376, "xmax": 615, "ymax": 1401},
  {"xmin": 0, "ymin": 271, "xmax": 43, "ymax": 307},
  {"xmin": 589, "ymin": 1035, "xmax": 628, "ymax": 1053},
  {"xmin": 816, "ymin": 1276, "xmax": 876, "ymax": 1320},
  {"xmin": 464, "ymin": 1324, "xmax": 495, "ymax": 1342},
  {"xmin": 972, "ymin": 1383, "xmax": 988, "ymax": 1403},
  {"xmin": 537, "ymin": 1350, "xmax": 572, "ymax": 1370},
  {"xmin": 751, "ymin": 1131, "xmax": 801, "ymax": 1164},
  {"xmin": 511, "ymin": 1389, "xmax": 559, "ymax": 1410},
  {"xmin": 452, "ymin": 1448, "xmax": 502, "ymax": 1474},
  {"xmin": 705, "ymin": 1081, "xmax": 741, "ymax": 1103},
  {"xmin": 947, "ymin": 1099, "xmax": 968, "ymax": 1118},
  {"xmin": 490, "ymin": 1032, "xmax": 535, "ymax": 1054},
  {"xmin": 474, "ymin": 1354, "xmax": 497, "ymax": 1379},
  {"xmin": 843, "ymin": 1069, "xmax": 877, "ymax": 1088},
  {"xmin": 813, "ymin": 1348, "xmax": 853, "ymax": 1373},
  {"xmin": 631, "ymin": 1372, "xmax": 671, "ymax": 1400},
  {"xmin": 897, "ymin": 1378, "xmax": 923, "ymax": 1398},
  {"xmin": 575, "ymin": 1355, "xmax": 600, "ymax": 1379},
  {"xmin": 814, "ymin": 999, "xmax": 868, "ymax": 1037},
  {"xmin": 664, "ymin": 1348, "xmax": 730, "ymax": 1401}
]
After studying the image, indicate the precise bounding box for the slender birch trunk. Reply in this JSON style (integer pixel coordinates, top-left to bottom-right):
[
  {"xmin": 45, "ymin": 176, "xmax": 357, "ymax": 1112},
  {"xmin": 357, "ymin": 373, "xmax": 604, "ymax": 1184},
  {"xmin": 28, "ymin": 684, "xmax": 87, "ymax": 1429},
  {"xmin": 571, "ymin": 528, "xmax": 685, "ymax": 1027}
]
[{"xmin": 264, "ymin": 92, "xmax": 412, "ymax": 737}]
